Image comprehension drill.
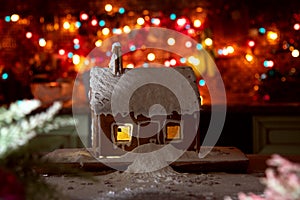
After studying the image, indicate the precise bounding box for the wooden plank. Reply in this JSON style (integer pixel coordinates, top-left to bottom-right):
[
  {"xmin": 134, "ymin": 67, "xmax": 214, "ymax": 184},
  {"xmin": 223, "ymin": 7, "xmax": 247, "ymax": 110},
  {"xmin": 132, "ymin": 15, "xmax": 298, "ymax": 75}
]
[{"xmin": 42, "ymin": 147, "xmax": 249, "ymax": 173}]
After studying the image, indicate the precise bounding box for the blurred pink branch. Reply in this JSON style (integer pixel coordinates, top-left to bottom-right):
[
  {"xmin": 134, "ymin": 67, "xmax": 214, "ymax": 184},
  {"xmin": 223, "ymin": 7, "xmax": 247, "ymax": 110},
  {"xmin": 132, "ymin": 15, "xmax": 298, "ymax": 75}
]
[{"xmin": 238, "ymin": 154, "xmax": 300, "ymax": 200}]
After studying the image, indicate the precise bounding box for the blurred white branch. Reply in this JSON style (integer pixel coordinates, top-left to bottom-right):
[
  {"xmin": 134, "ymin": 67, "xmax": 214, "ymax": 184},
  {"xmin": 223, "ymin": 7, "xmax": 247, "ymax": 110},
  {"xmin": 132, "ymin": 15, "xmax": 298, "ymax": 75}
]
[{"xmin": 0, "ymin": 100, "xmax": 75, "ymax": 158}]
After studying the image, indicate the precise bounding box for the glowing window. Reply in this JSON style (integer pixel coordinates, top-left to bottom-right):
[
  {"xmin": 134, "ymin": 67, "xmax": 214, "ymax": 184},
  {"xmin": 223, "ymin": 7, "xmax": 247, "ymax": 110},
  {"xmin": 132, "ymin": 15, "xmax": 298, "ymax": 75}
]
[
  {"xmin": 113, "ymin": 124, "xmax": 132, "ymax": 142},
  {"xmin": 166, "ymin": 124, "xmax": 181, "ymax": 140}
]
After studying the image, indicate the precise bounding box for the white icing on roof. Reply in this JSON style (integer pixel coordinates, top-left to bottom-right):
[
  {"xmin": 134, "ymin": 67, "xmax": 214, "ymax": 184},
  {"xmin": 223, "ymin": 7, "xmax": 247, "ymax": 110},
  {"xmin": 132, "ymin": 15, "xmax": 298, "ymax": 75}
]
[{"xmin": 90, "ymin": 67, "xmax": 200, "ymax": 117}]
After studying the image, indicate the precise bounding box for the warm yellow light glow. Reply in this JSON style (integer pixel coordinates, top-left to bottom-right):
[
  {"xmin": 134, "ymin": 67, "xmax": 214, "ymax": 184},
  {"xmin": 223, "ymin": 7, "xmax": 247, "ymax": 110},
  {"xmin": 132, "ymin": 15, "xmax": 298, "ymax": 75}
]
[
  {"xmin": 292, "ymin": 49, "xmax": 299, "ymax": 57},
  {"xmin": 177, "ymin": 18, "xmax": 186, "ymax": 26},
  {"xmin": 196, "ymin": 7, "xmax": 203, "ymax": 12},
  {"xmin": 253, "ymin": 85, "xmax": 259, "ymax": 91},
  {"xmin": 80, "ymin": 13, "xmax": 89, "ymax": 20},
  {"xmin": 143, "ymin": 10, "xmax": 149, "ymax": 15},
  {"xmin": 69, "ymin": 25, "xmax": 76, "ymax": 33},
  {"xmin": 11, "ymin": 14, "xmax": 20, "ymax": 22},
  {"xmin": 58, "ymin": 49, "xmax": 65, "ymax": 55},
  {"xmin": 137, "ymin": 17, "xmax": 145, "ymax": 25},
  {"xmin": 45, "ymin": 40, "xmax": 53, "ymax": 49},
  {"xmin": 96, "ymin": 30, "xmax": 102, "ymax": 37},
  {"xmin": 291, "ymin": 68, "xmax": 296, "ymax": 73},
  {"xmin": 188, "ymin": 29, "xmax": 195, "ymax": 35},
  {"xmin": 147, "ymin": 53, "xmax": 155, "ymax": 61},
  {"xmin": 105, "ymin": 4, "xmax": 113, "ymax": 12},
  {"xmin": 73, "ymin": 38, "xmax": 79, "ymax": 44},
  {"xmin": 91, "ymin": 19, "xmax": 97, "ymax": 26},
  {"xmin": 200, "ymin": 95, "xmax": 203, "ymax": 106},
  {"xmin": 102, "ymin": 28, "xmax": 110, "ymax": 36},
  {"xmin": 267, "ymin": 31, "xmax": 278, "ymax": 40},
  {"xmin": 170, "ymin": 59, "xmax": 176, "ymax": 66},
  {"xmin": 204, "ymin": 38, "xmax": 213, "ymax": 46},
  {"xmin": 167, "ymin": 37, "xmax": 175, "ymax": 46},
  {"xmin": 164, "ymin": 60, "xmax": 170, "ymax": 67},
  {"xmin": 26, "ymin": 32, "xmax": 32, "ymax": 39},
  {"xmin": 46, "ymin": 24, "xmax": 54, "ymax": 31},
  {"xmin": 63, "ymin": 21, "xmax": 70, "ymax": 29},
  {"xmin": 126, "ymin": 63, "xmax": 134, "ymax": 68},
  {"xmin": 116, "ymin": 125, "xmax": 131, "ymax": 141},
  {"xmin": 167, "ymin": 125, "xmax": 181, "ymax": 140},
  {"xmin": 193, "ymin": 19, "xmax": 202, "ymax": 28},
  {"xmin": 185, "ymin": 41, "xmax": 192, "ymax": 48},
  {"xmin": 39, "ymin": 38, "xmax": 46, "ymax": 47},
  {"xmin": 128, "ymin": 11, "xmax": 135, "ymax": 17},
  {"xmin": 95, "ymin": 39, "xmax": 102, "ymax": 47},
  {"xmin": 72, "ymin": 54, "xmax": 80, "ymax": 65},
  {"xmin": 54, "ymin": 23, "xmax": 59, "ymax": 30},
  {"xmin": 245, "ymin": 54, "xmax": 254, "ymax": 62},
  {"xmin": 248, "ymin": 40, "xmax": 255, "ymax": 47},
  {"xmin": 123, "ymin": 25, "xmax": 131, "ymax": 33},
  {"xmin": 227, "ymin": 46, "xmax": 234, "ymax": 54},
  {"xmin": 19, "ymin": 18, "xmax": 29, "ymax": 25},
  {"xmin": 222, "ymin": 48, "xmax": 229, "ymax": 56},
  {"xmin": 294, "ymin": 23, "xmax": 300, "ymax": 30}
]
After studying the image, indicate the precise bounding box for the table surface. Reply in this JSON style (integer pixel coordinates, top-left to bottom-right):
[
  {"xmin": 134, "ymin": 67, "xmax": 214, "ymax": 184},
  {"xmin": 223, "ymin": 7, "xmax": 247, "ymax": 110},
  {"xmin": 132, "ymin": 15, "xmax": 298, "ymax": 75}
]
[{"xmin": 41, "ymin": 152, "xmax": 300, "ymax": 199}]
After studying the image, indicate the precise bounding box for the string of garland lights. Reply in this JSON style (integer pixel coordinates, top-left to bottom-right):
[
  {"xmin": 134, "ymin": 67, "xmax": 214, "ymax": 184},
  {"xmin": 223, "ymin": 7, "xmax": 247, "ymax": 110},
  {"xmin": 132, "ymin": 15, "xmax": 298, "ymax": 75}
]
[{"xmin": 0, "ymin": 0, "xmax": 299, "ymax": 103}]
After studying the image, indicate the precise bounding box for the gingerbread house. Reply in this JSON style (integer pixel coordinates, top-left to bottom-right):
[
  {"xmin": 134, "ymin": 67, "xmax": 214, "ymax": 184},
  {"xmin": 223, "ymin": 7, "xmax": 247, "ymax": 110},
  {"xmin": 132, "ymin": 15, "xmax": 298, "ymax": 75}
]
[{"xmin": 89, "ymin": 43, "xmax": 201, "ymax": 157}]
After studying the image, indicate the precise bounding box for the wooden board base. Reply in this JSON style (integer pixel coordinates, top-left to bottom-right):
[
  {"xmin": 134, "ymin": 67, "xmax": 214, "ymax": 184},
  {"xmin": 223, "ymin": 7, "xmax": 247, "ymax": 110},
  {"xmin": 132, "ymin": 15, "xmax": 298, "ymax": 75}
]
[{"xmin": 42, "ymin": 146, "xmax": 249, "ymax": 173}]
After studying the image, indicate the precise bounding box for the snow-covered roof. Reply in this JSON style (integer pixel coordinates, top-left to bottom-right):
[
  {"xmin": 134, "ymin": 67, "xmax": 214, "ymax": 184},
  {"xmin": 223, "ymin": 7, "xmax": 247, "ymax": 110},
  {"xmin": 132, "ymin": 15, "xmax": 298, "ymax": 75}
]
[{"xmin": 89, "ymin": 66, "xmax": 200, "ymax": 117}]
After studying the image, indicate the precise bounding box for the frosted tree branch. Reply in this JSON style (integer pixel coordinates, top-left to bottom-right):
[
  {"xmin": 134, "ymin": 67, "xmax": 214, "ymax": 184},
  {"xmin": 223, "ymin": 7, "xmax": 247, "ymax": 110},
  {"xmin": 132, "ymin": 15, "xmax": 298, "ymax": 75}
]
[{"xmin": 0, "ymin": 100, "xmax": 75, "ymax": 158}]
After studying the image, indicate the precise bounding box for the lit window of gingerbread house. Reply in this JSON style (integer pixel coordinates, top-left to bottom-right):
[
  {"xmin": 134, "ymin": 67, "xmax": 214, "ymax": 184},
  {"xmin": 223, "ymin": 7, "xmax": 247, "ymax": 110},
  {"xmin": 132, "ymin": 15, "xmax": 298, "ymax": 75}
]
[
  {"xmin": 89, "ymin": 43, "xmax": 201, "ymax": 157},
  {"xmin": 112, "ymin": 123, "xmax": 133, "ymax": 143},
  {"xmin": 166, "ymin": 122, "xmax": 181, "ymax": 140}
]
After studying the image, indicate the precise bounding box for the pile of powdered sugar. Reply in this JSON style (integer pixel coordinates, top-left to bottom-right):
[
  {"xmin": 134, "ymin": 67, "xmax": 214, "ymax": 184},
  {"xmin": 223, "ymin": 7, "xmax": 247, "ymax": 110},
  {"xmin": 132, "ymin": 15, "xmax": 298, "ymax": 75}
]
[{"xmin": 122, "ymin": 143, "xmax": 183, "ymax": 174}]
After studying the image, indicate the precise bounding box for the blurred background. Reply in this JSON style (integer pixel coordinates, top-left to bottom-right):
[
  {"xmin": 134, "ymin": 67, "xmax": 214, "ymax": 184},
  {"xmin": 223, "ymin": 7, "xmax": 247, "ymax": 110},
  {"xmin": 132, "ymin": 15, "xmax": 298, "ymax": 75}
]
[{"xmin": 1, "ymin": 0, "xmax": 300, "ymax": 105}]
